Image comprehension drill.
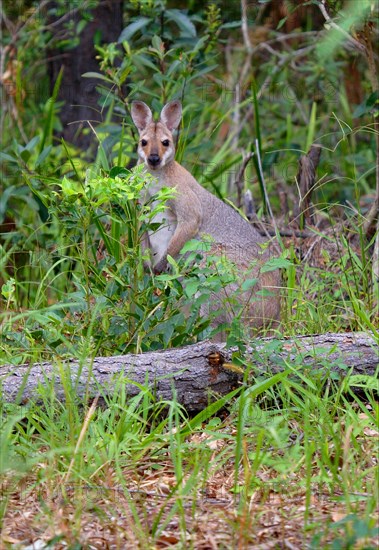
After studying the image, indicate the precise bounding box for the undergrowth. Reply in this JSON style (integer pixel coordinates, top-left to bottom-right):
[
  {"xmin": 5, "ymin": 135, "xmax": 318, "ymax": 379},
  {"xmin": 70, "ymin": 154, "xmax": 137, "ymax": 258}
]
[
  {"xmin": 0, "ymin": 355, "xmax": 378, "ymax": 547},
  {"xmin": 1, "ymin": 0, "xmax": 378, "ymax": 548}
]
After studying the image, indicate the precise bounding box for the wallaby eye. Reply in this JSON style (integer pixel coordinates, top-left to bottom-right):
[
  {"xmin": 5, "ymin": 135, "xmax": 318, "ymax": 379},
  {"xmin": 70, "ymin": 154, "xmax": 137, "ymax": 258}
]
[
  {"xmin": 162, "ymin": 139, "xmax": 169, "ymax": 147},
  {"xmin": 141, "ymin": 139, "xmax": 148, "ymax": 146}
]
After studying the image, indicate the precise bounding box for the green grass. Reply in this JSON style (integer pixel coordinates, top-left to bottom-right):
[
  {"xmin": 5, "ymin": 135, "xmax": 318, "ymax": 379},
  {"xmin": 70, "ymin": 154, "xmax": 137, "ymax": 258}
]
[
  {"xmin": 0, "ymin": 359, "xmax": 377, "ymax": 548},
  {"xmin": 1, "ymin": 166, "xmax": 378, "ymax": 547},
  {"xmin": 1, "ymin": 103, "xmax": 377, "ymax": 550}
]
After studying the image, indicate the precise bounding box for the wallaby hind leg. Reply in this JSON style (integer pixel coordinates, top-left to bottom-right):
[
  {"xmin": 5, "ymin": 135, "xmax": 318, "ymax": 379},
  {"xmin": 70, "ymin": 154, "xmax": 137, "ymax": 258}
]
[{"xmin": 199, "ymin": 249, "xmax": 281, "ymax": 342}]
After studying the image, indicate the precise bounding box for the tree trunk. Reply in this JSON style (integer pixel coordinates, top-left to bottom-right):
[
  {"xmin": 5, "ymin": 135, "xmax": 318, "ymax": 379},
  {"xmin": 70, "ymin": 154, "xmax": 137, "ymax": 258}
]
[
  {"xmin": 1, "ymin": 332, "xmax": 377, "ymax": 411},
  {"xmin": 47, "ymin": 0, "xmax": 123, "ymax": 151}
]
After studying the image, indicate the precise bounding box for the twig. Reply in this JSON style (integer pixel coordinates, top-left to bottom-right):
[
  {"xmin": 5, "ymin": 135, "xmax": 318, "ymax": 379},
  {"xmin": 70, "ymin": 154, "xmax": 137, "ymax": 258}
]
[
  {"xmin": 2, "ymin": 0, "xmax": 50, "ymax": 46},
  {"xmin": 302, "ymin": 235, "xmax": 322, "ymax": 263},
  {"xmin": 255, "ymin": 138, "xmax": 278, "ymax": 233},
  {"xmin": 260, "ymin": 227, "xmax": 315, "ymax": 239},
  {"xmin": 293, "ymin": 145, "xmax": 322, "ymax": 229},
  {"xmin": 250, "ymin": 31, "xmax": 320, "ymax": 54},
  {"xmin": 361, "ymin": 21, "xmax": 379, "ymax": 238},
  {"xmin": 372, "ymin": 220, "xmax": 379, "ymax": 316},
  {"xmin": 244, "ymin": 189, "xmax": 256, "ymax": 221},
  {"xmin": 234, "ymin": 45, "xmax": 314, "ymax": 139},
  {"xmin": 62, "ymin": 394, "xmax": 100, "ymax": 485},
  {"xmin": 318, "ymin": 0, "xmax": 367, "ymax": 53},
  {"xmin": 239, "ymin": 0, "xmax": 254, "ymax": 86},
  {"xmin": 240, "ymin": 0, "xmax": 253, "ymax": 55},
  {"xmin": 233, "ymin": 151, "xmax": 254, "ymax": 208},
  {"xmin": 3, "ymin": 0, "xmax": 96, "ymax": 46},
  {"xmin": 230, "ymin": 82, "xmax": 240, "ymax": 152},
  {"xmin": 363, "ymin": 190, "xmax": 379, "ymax": 236}
]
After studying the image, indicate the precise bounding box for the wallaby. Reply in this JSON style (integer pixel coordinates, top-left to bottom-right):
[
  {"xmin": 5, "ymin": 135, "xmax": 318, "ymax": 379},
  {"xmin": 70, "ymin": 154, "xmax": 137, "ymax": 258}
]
[{"xmin": 131, "ymin": 100, "xmax": 281, "ymax": 335}]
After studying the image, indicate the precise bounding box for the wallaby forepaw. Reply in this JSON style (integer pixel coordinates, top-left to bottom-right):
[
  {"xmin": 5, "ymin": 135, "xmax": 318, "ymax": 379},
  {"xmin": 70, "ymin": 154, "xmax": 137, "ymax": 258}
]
[{"xmin": 153, "ymin": 258, "xmax": 168, "ymax": 274}]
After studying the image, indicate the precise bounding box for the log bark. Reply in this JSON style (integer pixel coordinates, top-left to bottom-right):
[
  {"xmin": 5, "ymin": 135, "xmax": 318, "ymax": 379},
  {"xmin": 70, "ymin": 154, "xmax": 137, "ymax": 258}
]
[{"xmin": 1, "ymin": 332, "xmax": 377, "ymax": 411}]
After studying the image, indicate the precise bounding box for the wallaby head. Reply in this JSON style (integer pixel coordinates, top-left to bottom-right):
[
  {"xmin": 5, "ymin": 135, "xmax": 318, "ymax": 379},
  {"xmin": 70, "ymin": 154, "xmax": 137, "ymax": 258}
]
[{"xmin": 131, "ymin": 100, "xmax": 182, "ymax": 171}]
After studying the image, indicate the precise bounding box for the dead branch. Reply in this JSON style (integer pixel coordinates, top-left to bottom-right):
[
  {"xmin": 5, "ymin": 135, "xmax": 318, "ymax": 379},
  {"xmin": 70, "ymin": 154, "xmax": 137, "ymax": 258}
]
[
  {"xmin": 293, "ymin": 144, "xmax": 322, "ymax": 228},
  {"xmin": 1, "ymin": 332, "xmax": 377, "ymax": 412}
]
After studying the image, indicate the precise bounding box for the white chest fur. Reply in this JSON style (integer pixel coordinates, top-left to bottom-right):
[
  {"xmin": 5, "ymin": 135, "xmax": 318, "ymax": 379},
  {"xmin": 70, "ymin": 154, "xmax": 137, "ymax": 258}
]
[
  {"xmin": 145, "ymin": 173, "xmax": 177, "ymax": 267},
  {"xmin": 148, "ymin": 202, "xmax": 177, "ymax": 265}
]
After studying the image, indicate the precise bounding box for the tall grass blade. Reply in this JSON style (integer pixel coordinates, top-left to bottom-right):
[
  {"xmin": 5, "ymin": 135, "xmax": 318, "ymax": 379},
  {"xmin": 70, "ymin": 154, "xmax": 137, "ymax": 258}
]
[{"xmin": 39, "ymin": 66, "xmax": 64, "ymax": 155}]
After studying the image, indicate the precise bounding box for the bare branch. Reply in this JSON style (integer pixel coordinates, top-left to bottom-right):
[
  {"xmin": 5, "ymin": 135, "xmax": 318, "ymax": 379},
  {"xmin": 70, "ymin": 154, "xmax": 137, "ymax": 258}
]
[
  {"xmin": 234, "ymin": 151, "xmax": 254, "ymax": 208},
  {"xmin": 318, "ymin": 0, "xmax": 367, "ymax": 53},
  {"xmin": 293, "ymin": 145, "xmax": 322, "ymax": 228}
]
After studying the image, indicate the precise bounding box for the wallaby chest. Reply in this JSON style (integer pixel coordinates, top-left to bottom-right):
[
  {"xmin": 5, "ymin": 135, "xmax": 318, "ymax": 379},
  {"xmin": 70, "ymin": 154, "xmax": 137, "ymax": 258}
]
[{"xmin": 144, "ymin": 169, "xmax": 178, "ymax": 263}]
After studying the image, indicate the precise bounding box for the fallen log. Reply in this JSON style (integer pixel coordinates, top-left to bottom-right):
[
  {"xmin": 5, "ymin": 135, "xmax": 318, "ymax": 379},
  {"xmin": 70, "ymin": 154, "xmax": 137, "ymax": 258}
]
[{"xmin": 1, "ymin": 332, "xmax": 378, "ymax": 411}]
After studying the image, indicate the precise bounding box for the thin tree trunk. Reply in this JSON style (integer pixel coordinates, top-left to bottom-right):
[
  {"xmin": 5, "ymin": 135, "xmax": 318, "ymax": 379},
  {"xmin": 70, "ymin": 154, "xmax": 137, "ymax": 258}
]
[{"xmin": 47, "ymin": 0, "xmax": 123, "ymax": 151}]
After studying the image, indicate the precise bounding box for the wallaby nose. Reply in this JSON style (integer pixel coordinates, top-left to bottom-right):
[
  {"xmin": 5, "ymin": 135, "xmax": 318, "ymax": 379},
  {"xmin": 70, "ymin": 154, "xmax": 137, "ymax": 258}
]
[{"xmin": 148, "ymin": 154, "xmax": 161, "ymax": 167}]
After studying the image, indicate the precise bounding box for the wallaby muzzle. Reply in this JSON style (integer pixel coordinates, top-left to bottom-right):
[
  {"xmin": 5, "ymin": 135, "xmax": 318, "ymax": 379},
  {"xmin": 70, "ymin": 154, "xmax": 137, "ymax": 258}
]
[{"xmin": 148, "ymin": 153, "xmax": 161, "ymax": 167}]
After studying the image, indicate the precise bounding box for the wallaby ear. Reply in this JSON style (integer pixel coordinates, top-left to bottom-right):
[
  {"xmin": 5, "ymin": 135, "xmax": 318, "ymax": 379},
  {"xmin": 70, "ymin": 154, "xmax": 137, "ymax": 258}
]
[
  {"xmin": 160, "ymin": 100, "xmax": 182, "ymax": 132},
  {"xmin": 131, "ymin": 101, "xmax": 153, "ymax": 133}
]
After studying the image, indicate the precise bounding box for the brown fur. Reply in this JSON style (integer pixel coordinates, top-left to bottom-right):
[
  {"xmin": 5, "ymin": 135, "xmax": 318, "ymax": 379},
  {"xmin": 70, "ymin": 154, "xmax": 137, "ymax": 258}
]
[{"xmin": 131, "ymin": 100, "xmax": 281, "ymax": 336}]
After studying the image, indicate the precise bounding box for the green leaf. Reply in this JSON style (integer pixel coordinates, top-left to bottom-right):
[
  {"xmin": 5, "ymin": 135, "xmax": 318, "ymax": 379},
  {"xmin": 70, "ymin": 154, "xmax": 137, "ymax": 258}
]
[
  {"xmin": 180, "ymin": 239, "xmax": 203, "ymax": 253},
  {"xmin": 352, "ymin": 91, "xmax": 379, "ymax": 118},
  {"xmin": 151, "ymin": 34, "xmax": 164, "ymax": 53},
  {"xmin": 96, "ymin": 143, "xmax": 110, "ymax": 171},
  {"xmin": 344, "ymin": 375, "xmax": 379, "ymax": 390},
  {"xmin": 245, "ymin": 369, "xmax": 292, "ymax": 399},
  {"xmin": 109, "ymin": 166, "xmax": 130, "ymax": 179},
  {"xmin": 261, "ymin": 257, "xmax": 293, "ymax": 272},
  {"xmin": 188, "ymin": 35, "xmax": 209, "ymax": 56},
  {"xmin": 187, "ymin": 64, "xmax": 218, "ymax": 80},
  {"xmin": 82, "ymin": 71, "xmax": 113, "ymax": 82},
  {"xmin": 60, "ymin": 176, "xmax": 80, "ymax": 197},
  {"xmin": 39, "ymin": 65, "xmax": 63, "ymax": 155},
  {"xmin": 220, "ymin": 21, "xmax": 240, "ymax": 29},
  {"xmin": 277, "ymin": 17, "xmax": 287, "ymax": 30},
  {"xmin": 0, "ymin": 152, "xmax": 17, "ymax": 163},
  {"xmin": 77, "ymin": 19, "xmax": 87, "ymax": 35},
  {"xmin": 184, "ymin": 280, "xmax": 200, "ymax": 298},
  {"xmin": 165, "ymin": 9, "xmax": 196, "ymax": 37},
  {"xmin": 1, "ymin": 278, "xmax": 15, "ymax": 300},
  {"xmin": 20, "ymin": 149, "xmax": 31, "ymax": 162},
  {"xmin": 118, "ymin": 17, "xmax": 152, "ymax": 42},
  {"xmin": 166, "ymin": 59, "xmax": 182, "ymax": 77},
  {"xmin": 25, "ymin": 135, "xmax": 40, "ymax": 151},
  {"xmin": 182, "ymin": 386, "xmax": 243, "ymax": 436},
  {"xmin": 366, "ymin": 90, "xmax": 379, "ymax": 107},
  {"xmin": 305, "ymin": 102, "xmax": 317, "ymax": 151},
  {"xmin": 241, "ymin": 278, "xmax": 258, "ymax": 291},
  {"xmin": 35, "ymin": 146, "xmax": 52, "ymax": 168}
]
